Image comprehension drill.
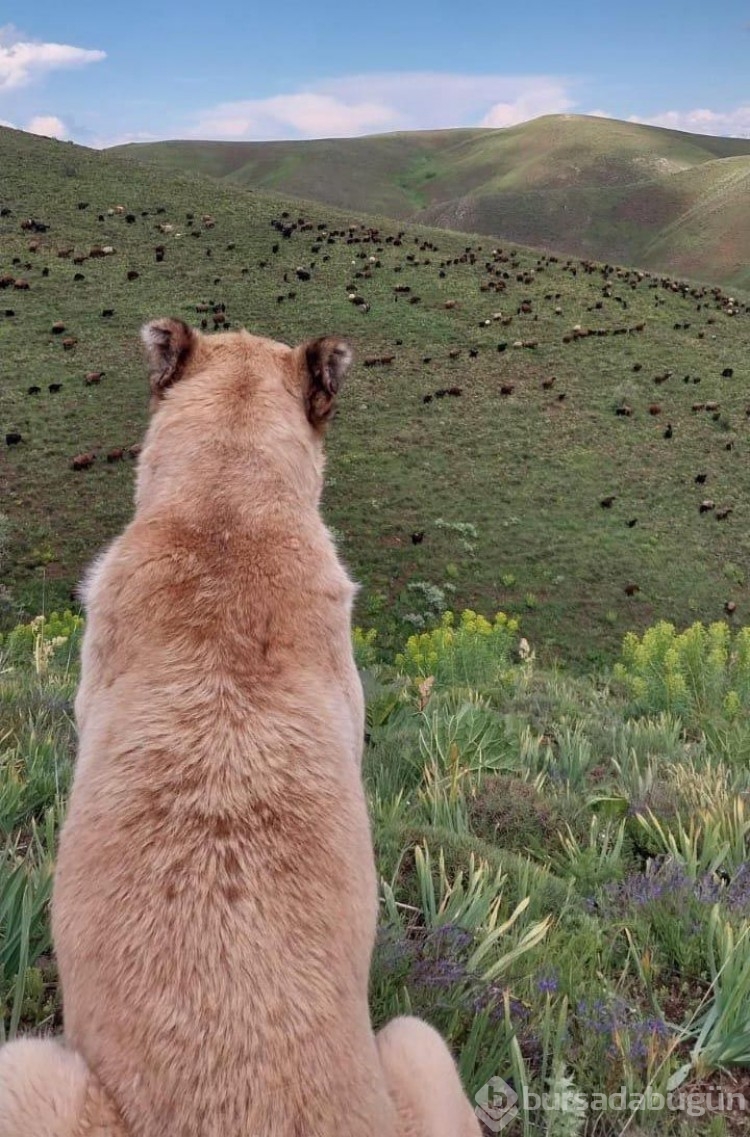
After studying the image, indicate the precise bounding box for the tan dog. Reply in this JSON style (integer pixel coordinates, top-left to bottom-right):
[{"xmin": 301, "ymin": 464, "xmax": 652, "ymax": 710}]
[{"xmin": 0, "ymin": 320, "xmax": 481, "ymax": 1137}]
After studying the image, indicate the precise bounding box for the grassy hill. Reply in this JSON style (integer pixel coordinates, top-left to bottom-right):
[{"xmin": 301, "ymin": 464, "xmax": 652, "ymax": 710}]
[
  {"xmin": 115, "ymin": 115, "xmax": 750, "ymax": 289},
  {"xmin": 2, "ymin": 124, "xmax": 750, "ymax": 667}
]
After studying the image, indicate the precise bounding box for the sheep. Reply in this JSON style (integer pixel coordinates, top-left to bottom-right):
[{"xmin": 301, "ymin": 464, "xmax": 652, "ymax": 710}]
[{"xmin": 71, "ymin": 452, "xmax": 96, "ymax": 471}]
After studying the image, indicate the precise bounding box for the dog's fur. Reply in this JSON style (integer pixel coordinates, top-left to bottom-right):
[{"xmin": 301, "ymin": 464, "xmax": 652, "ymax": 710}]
[{"xmin": 0, "ymin": 320, "xmax": 480, "ymax": 1137}]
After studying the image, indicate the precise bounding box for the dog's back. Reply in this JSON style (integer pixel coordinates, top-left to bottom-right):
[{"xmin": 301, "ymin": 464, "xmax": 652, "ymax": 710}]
[{"xmin": 53, "ymin": 322, "xmax": 387, "ymax": 1135}]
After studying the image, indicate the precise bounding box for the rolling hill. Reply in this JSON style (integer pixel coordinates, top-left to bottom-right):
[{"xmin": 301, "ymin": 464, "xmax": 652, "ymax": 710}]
[
  {"xmin": 2, "ymin": 123, "xmax": 750, "ymax": 666},
  {"xmin": 115, "ymin": 115, "xmax": 750, "ymax": 289}
]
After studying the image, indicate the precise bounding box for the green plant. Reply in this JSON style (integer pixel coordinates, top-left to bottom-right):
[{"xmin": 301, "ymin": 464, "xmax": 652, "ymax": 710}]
[
  {"xmin": 614, "ymin": 622, "xmax": 750, "ymax": 726},
  {"xmin": 1, "ymin": 811, "xmax": 57, "ymax": 1040},
  {"xmin": 395, "ymin": 610, "xmax": 522, "ymax": 695},
  {"xmin": 352, "ymin": 625, "xmax": 379, "ymax": 669},
  {"xmin": 550, "ymin": 816, "xmax": 627, "ymax": 890},
  {"xmin": 673, "ymin": 908, "xmax": 750, "ymax": 1082},
  {"xmin": 634, "ymin": 802, "xmax": 750, "ymax": 878},
  {"xmin": 1, "ymin": 612, "xmax": 84, "ymax": 675}
]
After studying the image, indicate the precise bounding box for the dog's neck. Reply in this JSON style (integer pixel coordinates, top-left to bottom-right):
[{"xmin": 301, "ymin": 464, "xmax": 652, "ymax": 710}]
[{"xmin": 134, "ymin": 406, "xmax": 325, "ymax": 525}]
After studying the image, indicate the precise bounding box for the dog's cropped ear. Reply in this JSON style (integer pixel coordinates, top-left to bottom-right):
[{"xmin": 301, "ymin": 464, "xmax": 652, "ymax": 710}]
[
  {"xmin": 304, "ymin": 337, "xmax": 352, "ymax": 427},
  {"xmin": 141, "ymin": 318, "xmax": 197, "ymax": 404}
]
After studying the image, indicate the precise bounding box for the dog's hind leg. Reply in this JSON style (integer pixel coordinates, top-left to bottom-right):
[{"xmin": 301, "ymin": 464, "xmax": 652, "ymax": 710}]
[
  {"xmin": 0, "ymin": 1038, "xmax": 127, "ymax": 1137},
  {"xmin": 376, "ymin": 1016, "xmax": 482, "ymax": 1137}
]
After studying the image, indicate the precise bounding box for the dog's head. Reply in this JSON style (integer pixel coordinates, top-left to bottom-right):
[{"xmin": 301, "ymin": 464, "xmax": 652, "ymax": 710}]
[{"xmin": 137, "ymin": 319, "xmax": 352, "ymax": 507}]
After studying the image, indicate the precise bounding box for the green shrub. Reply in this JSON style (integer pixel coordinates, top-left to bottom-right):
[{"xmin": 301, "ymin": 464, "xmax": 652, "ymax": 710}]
[
  {"xmin": 469, "ymin": 773, "xmax": 583, "ymax": 860},
  {"xmin": 1, "ymin": 611, "xmax": 84, "ymax": 674},
  {"xmin": 395, "ymin": 609, "xmax": 522, "ymax": 694},
  {"xmin": 614, "ymin": 621, "xmax": 750, "ymax": 726}
]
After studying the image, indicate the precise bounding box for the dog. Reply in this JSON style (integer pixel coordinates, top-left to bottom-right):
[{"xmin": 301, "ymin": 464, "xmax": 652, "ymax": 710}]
[{"xmin": 0, "ymin": 318, "xmax": 480, "ymax": 1137}]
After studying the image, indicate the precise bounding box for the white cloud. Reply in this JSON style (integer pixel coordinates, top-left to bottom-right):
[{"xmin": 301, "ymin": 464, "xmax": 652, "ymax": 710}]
[
  {"xmin": 191, "ymin": 92, "xmax": 396, "ymax": 140},
  {"xmin": 26, "ymin": 114, "xmax": 68, "ymax": 139},
  {"xmin": 629, "ymin": 106, "xmax": 750, "ymax": 139},
  {"xmin": 0, "ymin": 24, "xmax": 105, "ymax": 91},
  {"xmin": 479, "ymin": 84, "xmax": 576, "ymax": 128},
  {"xmin": 188, "ymin": 72, "xmax": 576, "ymax": 141}
]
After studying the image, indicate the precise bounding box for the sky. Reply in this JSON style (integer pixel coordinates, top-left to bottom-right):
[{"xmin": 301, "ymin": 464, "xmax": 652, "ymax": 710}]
[{"xmin": 0, "ymin": 2, "xmax": 748, "ymax": 147}]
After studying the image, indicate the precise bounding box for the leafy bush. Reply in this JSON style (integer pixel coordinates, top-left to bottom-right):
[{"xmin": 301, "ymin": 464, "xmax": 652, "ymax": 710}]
[
  {"xmin": 352, "ymin": 625, "xmax": 379, "ymax": 670},
  {"xmin": 395, "ymin": 609, "xmax": 521, "ymax": 694},
  {"xmin": 614, "ymin": 620, "xmax": 750, "ymax": 726},
  {"xmin": 469, "ymin": 773, "xmax": 582, "ymax": 860},
  {"xmin": 1, "ymin": 611, "xmax": 84, "ymax": 675}
]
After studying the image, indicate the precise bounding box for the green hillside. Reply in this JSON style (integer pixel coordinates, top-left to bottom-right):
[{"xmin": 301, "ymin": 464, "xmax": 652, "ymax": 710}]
[
  {"xmin": 2, "ymin": 124, "xmax": 750, "ymax": 666},
  {"xmin": 115, "ymin": 115, "xmax": 750, "ymax": 288}
]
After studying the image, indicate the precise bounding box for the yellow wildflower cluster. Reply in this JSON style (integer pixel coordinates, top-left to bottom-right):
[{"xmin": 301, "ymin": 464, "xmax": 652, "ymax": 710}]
[
  {"xmin": 395, "ymin": 610, "xmax": 520, "ymax": 688},
  {"xmin": 614, "ymin": 620, "xmax": 750, "ymax": 722}
]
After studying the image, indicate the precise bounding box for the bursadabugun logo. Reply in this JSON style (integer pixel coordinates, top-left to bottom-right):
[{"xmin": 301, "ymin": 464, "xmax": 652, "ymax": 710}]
[{"xmin": 474, "ymin": 1076, "xmax": 519, "ymax": 1133}]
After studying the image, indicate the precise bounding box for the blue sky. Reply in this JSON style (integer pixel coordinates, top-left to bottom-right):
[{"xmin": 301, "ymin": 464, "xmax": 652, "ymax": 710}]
[{"xmin": 1, "ymin": 1, "xmax": 748, "ymax": 146}]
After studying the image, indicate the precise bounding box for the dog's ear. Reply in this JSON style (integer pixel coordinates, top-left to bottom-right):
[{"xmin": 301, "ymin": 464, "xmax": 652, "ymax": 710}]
[
  {"xmin": 303, "ymin": 337, "xmax": 352, "ymax": 427},
  {"xmin": 141, "ymin": 318, "xmax": 197, "ymax": 404}
]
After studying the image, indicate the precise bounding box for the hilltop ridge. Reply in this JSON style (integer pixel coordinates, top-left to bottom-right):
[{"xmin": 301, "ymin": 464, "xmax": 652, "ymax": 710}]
[{"xmin": 114, "ymin": 114, "xmax": 750, "ymax": 289}]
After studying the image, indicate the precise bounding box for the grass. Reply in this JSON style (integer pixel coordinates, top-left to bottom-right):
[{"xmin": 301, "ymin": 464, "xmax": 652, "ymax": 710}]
[
  {"xmin": 6, "ymin": 610, "xmax": 750, "ymax": 1134},
  {"xmin": 2, "ymin": 125, "xmax": 750, "ymax": 668},
  {"xmin": 116, "ymin": 114, "xmax": 750, "ymax": 289}
]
